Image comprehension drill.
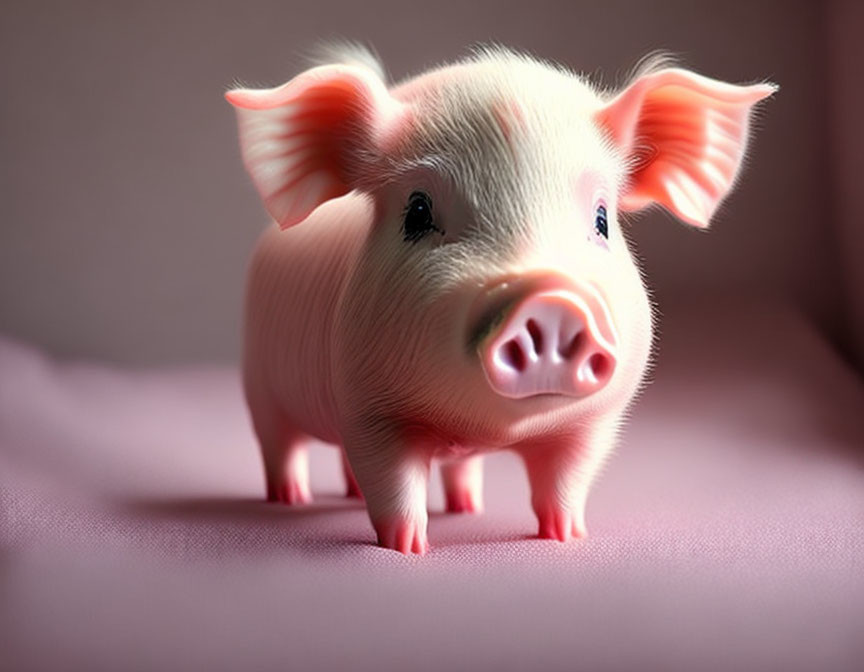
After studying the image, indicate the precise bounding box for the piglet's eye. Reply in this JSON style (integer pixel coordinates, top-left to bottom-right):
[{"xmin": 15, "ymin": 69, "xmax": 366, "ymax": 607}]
[
  {"xmin": 594, "ymin": 204, "xmax": 609, "ymax": 240},
  {"xmin": 403, "ymin": 191, "xmax": 440, "ymax": 243}
]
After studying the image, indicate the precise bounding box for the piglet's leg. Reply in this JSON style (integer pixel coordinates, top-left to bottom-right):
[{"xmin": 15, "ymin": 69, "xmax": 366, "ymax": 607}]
[
  {"xmin": 264, "ymin": 439, "xmax": 311, "ymax": 505},
  {"xmin": 344, "ymin": 430, "xmax": 432, "ymax": 555},
  {"xmin": 520, "ymin": 417, "xmax": 619, "ymax": 542},
  {"xmin": 248, "ymin": 394, "xmax": 312, "ymax": 505},
  {"xmin": 441, "ymin": 455, "xmax": 484, "ymax": 513},
  {"xmin": 340, "ymin": 450, "xmax": 363, "ymax": 499}
]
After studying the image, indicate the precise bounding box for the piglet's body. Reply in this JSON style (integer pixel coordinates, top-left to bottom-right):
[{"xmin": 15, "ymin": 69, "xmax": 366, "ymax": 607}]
[{"xmin": 229, "ymin": 45, "xmax": 775, "ymax": 554}]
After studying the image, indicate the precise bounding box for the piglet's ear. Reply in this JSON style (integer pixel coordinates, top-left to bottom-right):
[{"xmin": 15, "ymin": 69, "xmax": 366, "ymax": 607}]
[
  {"xmin": 226, "ymin": 64, "xmax": 402, "ymax": 229},
  {"xmin": 597, "ymin": 68, "xmax": 776, "ymax": 227}
]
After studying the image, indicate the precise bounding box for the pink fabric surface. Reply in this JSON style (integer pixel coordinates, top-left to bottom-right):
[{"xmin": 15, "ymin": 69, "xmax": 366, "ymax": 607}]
[{"xmin": 1, "ymin": 303, "xmax": 862, "ymax": 671}]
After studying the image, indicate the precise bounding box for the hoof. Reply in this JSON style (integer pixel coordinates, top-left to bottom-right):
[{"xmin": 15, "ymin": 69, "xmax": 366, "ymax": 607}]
[
  {"xmin": 373, "ymin": 516, "xmax": 429, "ymax": 555},
  {"xmin": 445, "ymin": 487, "xmax": 483, "ymax": 514},
  {"xmin": 535, "ymin": 505, "xmax": 587, "ymax": 542},
  {"xmin": 267, "ymin": 480, "xmax": 312, "ymax": 505}
]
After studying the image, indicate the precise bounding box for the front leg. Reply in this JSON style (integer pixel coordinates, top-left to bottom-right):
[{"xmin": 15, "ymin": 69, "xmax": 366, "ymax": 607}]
[
  {"xmin": 344, "ymin": 426, "xmax": 433, "ymax": 555},
  {"xmin": 519, "ymin": 416, "xmax": 620, "ymax": 542}
]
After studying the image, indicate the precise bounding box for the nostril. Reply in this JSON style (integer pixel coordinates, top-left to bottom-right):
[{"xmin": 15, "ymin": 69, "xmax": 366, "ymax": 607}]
[
  {"xmin": 558, "ymin": 330, "xmax": 585, "ymax": 361},
  {"xmin": 525, "ymin": 319, "xmax": 544, "ymax": 356},
  {"xmin": 501, "ymin": 339, "xmax": 527, "ymax": 372},
  {"xmin": 587, "ymin": 352, "xmax": 612, "ymax": 381}
]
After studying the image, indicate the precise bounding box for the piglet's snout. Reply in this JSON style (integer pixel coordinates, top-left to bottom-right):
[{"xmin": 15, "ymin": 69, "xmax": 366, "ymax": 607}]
[{"xmin": 478, "ymin": 285, "xmax": 617, "ymax": 399}]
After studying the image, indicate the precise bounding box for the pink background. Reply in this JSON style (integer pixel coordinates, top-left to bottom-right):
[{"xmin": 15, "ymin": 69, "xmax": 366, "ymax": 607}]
[
  {"xmin": 1, "ymin": 0, "xmax": 860, "ymax": 369},
  {"xmin": 2, "ymin": 2, "xmax": 863, "ymax": 671}
]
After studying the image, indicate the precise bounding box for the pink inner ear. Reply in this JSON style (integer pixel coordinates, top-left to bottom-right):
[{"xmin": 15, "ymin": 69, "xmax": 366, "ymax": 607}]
[
  {"xmin": 226, "ymin": 65, "xmax": 401, "ymax": 229},
  {"xmin": 598, "ymin": 69, "xmax": 776, "ymax": 228}
]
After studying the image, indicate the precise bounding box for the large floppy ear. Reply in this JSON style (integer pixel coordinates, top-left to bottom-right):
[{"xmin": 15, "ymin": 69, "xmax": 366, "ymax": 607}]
[
  {"xmin": 226, "ymin": 64, "xmax": 403, "ymax": 229},
  {"xmin": 596, "ymin": 68, "xmax": 777, "ymax": 228}
]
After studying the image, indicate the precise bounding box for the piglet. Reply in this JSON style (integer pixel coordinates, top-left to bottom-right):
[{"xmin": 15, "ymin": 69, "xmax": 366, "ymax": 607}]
[{"xmin": 226, "ymin": 45, "xmax": 775, "ymax": 554}]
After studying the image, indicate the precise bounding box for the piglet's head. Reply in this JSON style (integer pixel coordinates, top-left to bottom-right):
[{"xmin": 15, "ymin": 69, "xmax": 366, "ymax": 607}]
[
  {"xmin": 226, "ymin": 64, "xmax": 405, "ymax": 229},
  {"xmin": 472, "ymin": 64, "xmax": 776, "ymax": 404}
]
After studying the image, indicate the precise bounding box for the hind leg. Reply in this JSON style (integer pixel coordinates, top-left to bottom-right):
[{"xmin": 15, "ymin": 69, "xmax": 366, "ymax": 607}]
[
  {"xmin": 441, "ymin": 455, "xmax": 484, "ymax": 513},
  {"xmin": 341, "ymin": 451, "xmax": 363, "ymax": 499},
  {"xmin": 265, "ymin": 438, "xmax": 311, "ymax": 505},
  {"xmin": 247, "ymin": 392, "xmax": 311, "ymax": 505}
]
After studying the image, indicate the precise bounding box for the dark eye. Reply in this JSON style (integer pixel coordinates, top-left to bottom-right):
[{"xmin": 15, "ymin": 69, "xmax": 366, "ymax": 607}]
[
  {"xmin": 594, "ymin": 204, "xmax": 609, "ymax": 240},
  {"xmin": 403, "ymin": 191, "xmax": 439, "ymax": 243}
]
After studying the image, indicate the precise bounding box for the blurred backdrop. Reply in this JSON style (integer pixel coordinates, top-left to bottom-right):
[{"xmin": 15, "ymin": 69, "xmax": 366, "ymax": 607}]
[{"xmin": 0, "ymin": 0, "xmax": 861, "ymax": 369}]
